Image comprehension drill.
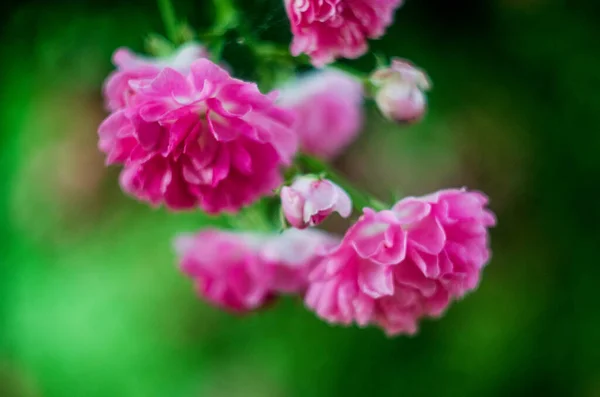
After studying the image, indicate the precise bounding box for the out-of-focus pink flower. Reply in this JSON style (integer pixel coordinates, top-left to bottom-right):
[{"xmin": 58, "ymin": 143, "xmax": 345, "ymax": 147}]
[
  {"xmin": 176, "ymin": 230, "xmax": 273, "ymax": 312},
  {"xmin": 305, "ymin": 188, "xmax": 496, "ymax": 336},
  {"xmin": 371, "ymin": 58, "xmax": 431, "ymax": 123},
  {"xmin": 103, "ymin": 43, "xmax": 208, "ymax": 112},
  {"xmin": 284, "ymin": 0, "xmax": 404, "ymax": 67},
  {"xmin": 277, "ymin": 70, "xmax": 363, "ymax": 159},
  {"xmin": 281, "ymin": 175, "xmax": 352, "ymax": 229},
  {"xmin": 98, "ymin": 58, "xmax": 297, "ymax": 213},
  {"xmin": 176, "ymin": 228, "xmax": 339, "ymax": 313}
]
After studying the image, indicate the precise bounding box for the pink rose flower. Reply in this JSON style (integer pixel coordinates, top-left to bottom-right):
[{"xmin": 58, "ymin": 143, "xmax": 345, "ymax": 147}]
[
  {"xmin": 277, "ymin": 70, "xmax": 363, "ymax": 159},
  {"xmin": 176, "ymin": 230, "xmax": 271, "ymax": 312},
  {"xmin": 371, "ymin": 58, "xmax": 431, "ymax": 123},
  {"xmin": 103, "ymin": 43, "xmax": 208, "ymax": 112},
  {"xmin": 281, "ymin": 175, "xmax": 352, "ymax": 229},
  {"xmin": 285, "ymin": 0, "xmax": 404, "ymax": 67},
  {"xmin": 176, "ymin": 228, "xmax": 339, "ymax": 313},
  {"xmin": 305, "ymin": 188, "xmax": 496, "ymax": 335},
  {"xmin": 98, "ymin": 58, "xmax": 297, "ymax": 213}
]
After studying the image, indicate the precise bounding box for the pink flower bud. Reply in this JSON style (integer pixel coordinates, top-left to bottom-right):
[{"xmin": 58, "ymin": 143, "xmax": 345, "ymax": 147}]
[
  {"xmin": 281, "ymin": 176, "xmax": 352, "ymax": 229},
  {"xmin": 371, "ymin": 58, "xmax": 431, "ymax": 124}
]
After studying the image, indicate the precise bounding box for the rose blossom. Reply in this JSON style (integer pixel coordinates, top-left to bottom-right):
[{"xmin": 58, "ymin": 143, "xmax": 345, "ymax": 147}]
[
  {"xmin": 305, "ymin": 188, "xmax": 496, "ymax": 335},
  {"xmin": 284, "ymin": 0, "xmax": 404, "ymax": 67},
  {"xmin": 277, "ymin": 70, "xmax": 363, "ymax": 159},
  {"xmin": 176, "ymin": 230, "xmax": 270, "ymax": 312},
  {"xmin": 176, "ymin": 228, "xmax": 339, "ymax": 312},
  {"xmin": 98, "ymin": 57, "xmax": 297, "ymax": 213},
  {"xmin": 281, "ymin": 175, "xmax": 352, "ymax": 229}
]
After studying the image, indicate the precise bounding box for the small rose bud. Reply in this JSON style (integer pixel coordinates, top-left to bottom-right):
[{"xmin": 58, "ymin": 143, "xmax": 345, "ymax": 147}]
[
  {"xmin": 280, "ymin": 175, "xmax": 352, "ymax": 229},
  {"xmin": 371, "ymin": 58, "xmax": 431, "ymax": 124}
]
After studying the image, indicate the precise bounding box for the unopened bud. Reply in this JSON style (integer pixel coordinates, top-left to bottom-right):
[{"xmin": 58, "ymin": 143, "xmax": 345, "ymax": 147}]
[
  {"xmin": 280, "ymin": 175, "xmax": 352, "ymax": 229},
  {"xmin": 371, "ymin": 58, "xmax": 431, "ymax": 124}
]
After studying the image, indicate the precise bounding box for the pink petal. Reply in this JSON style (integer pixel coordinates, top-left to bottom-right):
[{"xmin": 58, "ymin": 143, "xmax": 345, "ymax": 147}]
[
  {"xmin": 281, "ymin": 187, "xmax": 306, "ymax": 229},
  {"xmin": 409, "ymin": 248, "xmax": 441, "ymax": 279},
  {"xmin": 353, "ymin": 293, "xmax": 375, "ymax": 326},
  {"xmin": 303, "ymin": 180, "xmax": 337, "ymax": 222},
  {"xmin": 190, "ymin": 59, "xmax": 230, "ymax": 95},
  {"xmin": 206, "ymin": 97, "xmax": 251, "ymax": 118},
  {"xmin": 166, "ymin": 115, "xmax": 198, "ymax": 157},
  {"xmin": 393, "ymin": 262, "xmax": 437, "ymax": 298},
  {"xmin": 139, "ymin": 101, "xmax": 173, "ymax": 122},
  {"xmin": 231, "ymin": 143, "xmax": 253, "ymax": 175},
  {"xmin": 131, "ymin": 115, "xmax": 167, "ymax": 152},
  {"xmin": 357, "ymin": 260, "xmax": 395, "ymax": 298},
  {"xmin": 149, "ymin": 67, "xmax": 192, "ymax": 99},
  {"xmin": 392, "ymin": 198, "xmax": 431, "ymax": 224},
  {"xmin": 408, "ymin": 215, "xmax": 446, "ymax": 255},
  {"xmin": 334, "ymin": 185, "xmax": 352, "ymax": 218},
  {"xmin": 207, "ymin": 110, "xmax": 241, "ymax": 142}
]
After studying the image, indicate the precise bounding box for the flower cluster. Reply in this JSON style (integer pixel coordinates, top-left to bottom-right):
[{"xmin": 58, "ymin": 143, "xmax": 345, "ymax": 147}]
[{"xmin": 97, "ymin": 0, "xmax": 497, "ymax": 337}]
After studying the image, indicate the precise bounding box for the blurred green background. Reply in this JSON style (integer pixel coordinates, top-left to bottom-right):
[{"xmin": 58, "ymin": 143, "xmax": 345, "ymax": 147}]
[{"xmin": 1, "ymin": 0, "xmax": 599, "ymax": 396}]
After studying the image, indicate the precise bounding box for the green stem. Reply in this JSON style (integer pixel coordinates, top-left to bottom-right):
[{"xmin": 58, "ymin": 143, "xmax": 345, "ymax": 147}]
[
  {"xmin": 157, "ymin": 0, "xmax": 179, "ymax": 44},
  {"xmin": 297, "ymin": 57, "xmax": 368, "ymax": 81},
  {"xmin": 328, "ymin": 62, "xmax": 369, "ymax": 81},
  {"xmin": 213, "ymin": 0, "xmax": 239, "ymax": 35},
  {"xmin": 296, "ymin": 154, "xmax": 389, "ymax": 212},
  {"xmin": 250, "ymin": 43, "xmax": 369, "ymax": 81}
]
